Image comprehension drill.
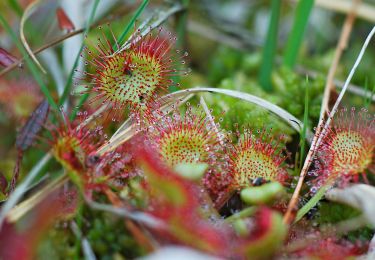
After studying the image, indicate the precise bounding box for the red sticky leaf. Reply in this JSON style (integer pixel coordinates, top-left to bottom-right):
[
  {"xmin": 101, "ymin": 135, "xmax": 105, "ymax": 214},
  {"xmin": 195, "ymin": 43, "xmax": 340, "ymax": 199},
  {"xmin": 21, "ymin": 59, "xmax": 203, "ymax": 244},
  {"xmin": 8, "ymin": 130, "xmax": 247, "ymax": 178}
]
[
  {"xmin": 56, "ymin": 7, "xmax": 75, "ymax": 32},
  {"xmin": 0, "ymin": 47, "xmax": 17, "ymax": 68}
]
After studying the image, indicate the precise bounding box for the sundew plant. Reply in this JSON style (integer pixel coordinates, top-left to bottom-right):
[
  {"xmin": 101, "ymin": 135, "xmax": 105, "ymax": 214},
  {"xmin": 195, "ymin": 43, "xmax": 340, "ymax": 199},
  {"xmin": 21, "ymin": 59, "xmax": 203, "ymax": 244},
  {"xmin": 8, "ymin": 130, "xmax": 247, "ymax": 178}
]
[{"xmin": 0, "ymin": 0, "xmax": 374, "ymax": 259}]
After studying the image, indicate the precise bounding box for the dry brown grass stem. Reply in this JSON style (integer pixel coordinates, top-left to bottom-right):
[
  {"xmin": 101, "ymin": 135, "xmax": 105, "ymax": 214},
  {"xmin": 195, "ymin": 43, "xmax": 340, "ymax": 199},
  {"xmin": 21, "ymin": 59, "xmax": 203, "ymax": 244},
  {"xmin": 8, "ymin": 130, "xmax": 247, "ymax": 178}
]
[
  {"xmin": 283, "ymin": 0, "xmax": 362, "ymax": 224},
  {"xmin": 291, "ymin": 0, "xmax": 375, "ymax": 23},
  {"xmin": 0, "ymin": 4, "xmax": 135, "ymax": 77},
  {"xmin": 20, "ymin": 0, "xmax": 46, "ymax": 74}
]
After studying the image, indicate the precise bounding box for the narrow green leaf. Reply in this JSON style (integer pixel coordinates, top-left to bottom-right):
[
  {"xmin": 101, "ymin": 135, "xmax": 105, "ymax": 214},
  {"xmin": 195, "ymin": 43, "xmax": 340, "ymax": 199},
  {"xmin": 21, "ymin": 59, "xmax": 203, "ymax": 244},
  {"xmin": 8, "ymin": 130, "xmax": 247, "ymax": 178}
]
[
  {"xmin": 117, "ymin": 0, "xmax": 149, "ymax": 45},
  {"xmin": 364, "ymin": 78, "xmax": 375, "ymax": 108},
  {"xmin": 7, "ymin": 0, "xmax": 23, "ymax": 16},
  {"xmin": 58, "ymin": 0, "xmax": 101, "ymax": 108},
  {"xmin": 283, "ymin": 0, "xmax": 314, "ymax": 68},
  {"xmin": 258, "ymin": 0, "xmax": 281, "ymax": 91},
  {"xmin": 294, "ymin": 185, "xmax": 329, "ymax": 223}
]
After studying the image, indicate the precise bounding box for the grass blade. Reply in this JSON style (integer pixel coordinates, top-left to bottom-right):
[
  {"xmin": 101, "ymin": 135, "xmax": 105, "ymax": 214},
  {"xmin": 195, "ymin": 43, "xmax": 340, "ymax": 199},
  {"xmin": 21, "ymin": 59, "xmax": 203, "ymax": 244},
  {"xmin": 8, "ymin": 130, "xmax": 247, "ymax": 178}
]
[
  {"xmin": 7, "ymin": 0, "xmax": 23, "ymax": 16},
  {"xmin": 171, "ymin": 87, "xmax": 306, "ymax": 133},
  {"xmin": 58, "ymin": 0, "xmax": 100, "ymax": 108},
  {"xmin": 0, "ymin": 153, "xmax": 52, "ymax": 227},
  {"xmin": 283, "ymin": 0, "xmax": 314, "ymax": 68},
  {"xmin": 117, "ymin": 0, "xmax": 149, "ymax": 45},
  {"xmin": 258, "ymin": 0, "xmax": 281, "ymax": 91},
  {"xmin": 294, "ymin": 185, "xmax": 329, "ymax": 223}
]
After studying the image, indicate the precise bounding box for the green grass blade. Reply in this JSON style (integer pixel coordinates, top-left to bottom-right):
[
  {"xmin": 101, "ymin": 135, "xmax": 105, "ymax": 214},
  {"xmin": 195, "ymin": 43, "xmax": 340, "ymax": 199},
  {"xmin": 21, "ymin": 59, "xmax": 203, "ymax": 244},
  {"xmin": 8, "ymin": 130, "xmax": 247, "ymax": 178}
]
[
  {"xmin": 69, "ymin": 0, "xmax": 149, "ymax": 120},
  {"xmin": 364, "ymin": 78, "xmax": 375, "ymax": 108},
  {"xmin": 283, "ymin": 0, "xmax": 314, "ymax": 68},
  {"xmin": 295, "ymin": 185, "xmax": 329, "ymax": 223},
  {"xmin": 58, "ymin": 0, "xmax": 100, "ymax": 107},
  {"xmin": 258, "ymin": 0, "xmax": 281, "ymax": 92},
  {"xmin": 0, "ymin": 14, "xmax": 58, "ymax": 111},
  {"xmin": 367, "ymin": 84, "xmax": 375, "ymax": 108},
  {"xmin": 117, "ymin": 0, "xmax": 149, "ymax": 45},
  {"xmin": 7, "ymin": 0, "xmax": 23, "ymax": 16}
]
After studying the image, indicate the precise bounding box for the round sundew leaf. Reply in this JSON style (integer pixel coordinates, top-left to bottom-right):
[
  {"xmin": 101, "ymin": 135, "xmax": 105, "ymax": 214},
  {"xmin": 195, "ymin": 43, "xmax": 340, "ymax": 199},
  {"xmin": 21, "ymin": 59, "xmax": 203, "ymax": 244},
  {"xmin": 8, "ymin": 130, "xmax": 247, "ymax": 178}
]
[
  {"xmin": 98, "ymin": 50, "xmax": 162, "ymax": 110},
  {"xmin": 240, "ymin": 182, "xmax": 285, "ymax": 205},
  {"xmin": 234, "ymin": 149, "xmax": 279, "ymax": 184},
  {"xmin": 80, "ymin": 26, "xmax": 186, "ymax": 121},
  {"xmin": 229, "ymin": 138, "xmax": 287, "ymax": 190},
  {"xmin": 159, "ymin": 128, "xmax": 210, "ymax": 167},
  {"xmin": 173, "ymin": 163, "xmax": 209, "ymax": 181},
  {"xmin": 330, "ymin": 131, "xmax": 373, "ymax": 175}
]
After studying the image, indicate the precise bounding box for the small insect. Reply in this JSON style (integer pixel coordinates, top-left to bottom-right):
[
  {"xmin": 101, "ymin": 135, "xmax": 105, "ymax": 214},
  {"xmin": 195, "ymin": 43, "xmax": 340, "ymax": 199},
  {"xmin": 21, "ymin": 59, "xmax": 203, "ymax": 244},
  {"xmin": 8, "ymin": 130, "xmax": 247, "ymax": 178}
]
[
  {"xmin": 252, "ymin": 177, "xmax": 265, "ymax": 186},
  {"xmin": 124, "ymin": 68, "xmax": 132, "ymax": 76}
]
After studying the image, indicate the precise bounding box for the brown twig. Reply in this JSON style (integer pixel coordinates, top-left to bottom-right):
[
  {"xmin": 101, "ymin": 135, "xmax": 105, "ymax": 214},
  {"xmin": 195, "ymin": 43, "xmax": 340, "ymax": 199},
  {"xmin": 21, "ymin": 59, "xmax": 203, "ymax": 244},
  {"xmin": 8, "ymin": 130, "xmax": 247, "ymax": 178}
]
[
  {"xmin": 0, "ymin": 29, "xmax": 84, "ymax": 77},
  {"xmin": 321, "ymin": 0, "xmax": 361, "ymax": 117},
  {"xmin": 283, "ymin": 0, "xmax": 361, "ymax": 225}
]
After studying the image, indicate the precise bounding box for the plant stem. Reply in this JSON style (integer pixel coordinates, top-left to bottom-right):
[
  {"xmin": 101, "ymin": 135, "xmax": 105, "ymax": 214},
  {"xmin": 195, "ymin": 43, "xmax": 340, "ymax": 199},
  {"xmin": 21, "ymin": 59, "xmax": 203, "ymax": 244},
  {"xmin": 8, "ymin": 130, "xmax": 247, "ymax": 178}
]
[
  {"xmin": 283, "ymin": 26, "xmax": 375, "ymax": 224},
  {"xmin": 299, "ymin": 77, "xmax": 309, "ymax": 169}
]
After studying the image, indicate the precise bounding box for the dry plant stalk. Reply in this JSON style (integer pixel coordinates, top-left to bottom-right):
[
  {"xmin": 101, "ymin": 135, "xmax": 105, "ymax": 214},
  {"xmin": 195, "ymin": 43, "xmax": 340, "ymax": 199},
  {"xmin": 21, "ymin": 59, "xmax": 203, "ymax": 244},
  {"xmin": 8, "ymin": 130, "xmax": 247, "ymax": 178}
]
[
  {"xmin": 283, "ymin": 1, "xmax": 369, "ymax": 224},
  {"xmin": 0, "ymin": 4, "xmax": 138, "ymax": 77},
  {"xmin": 291, "ymin": 0, "xmax": 375, "ymax": 23}
]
